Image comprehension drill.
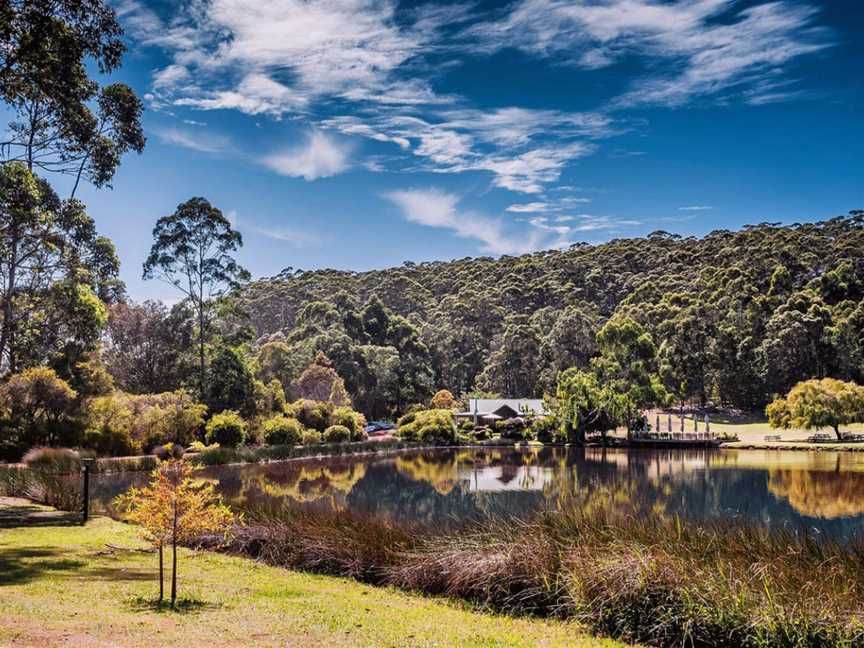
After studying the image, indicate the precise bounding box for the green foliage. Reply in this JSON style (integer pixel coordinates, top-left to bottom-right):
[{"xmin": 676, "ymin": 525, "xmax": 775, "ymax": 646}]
[
  {"xmin": 397, "ymin": 409, "xmax": 457, "ymax": 445},
  {"xmin": 0, "ymin": 3, "xmax": 144, "ymax": 197},
  {"xmin": 290, "ymin": 351, "xmax": 352, "ymax": 405},
  {"xmin": 205, "ymin": 410, "xmax": 247, "ymax": 448},
  {"xmin": 323, "ymin": 424, "xmax": 352, "ymax": 444},
  {"xmin": 301, "ymin": 429, "xmax": 323, "ymax": 445},
  {"xmin": 330, "ymin": 406, "xmax": 367, "ymax": 441},
  {"xmin": 767, "ymin": 378, "xmax": 864, "ymax": 440},
  {"xmin": 83, "ymin": 394, "xmax": 137, "ymax": 456},
  {"xmin": 237, "ymin": 213, "xmax": 864, "ymax": 409},
  {"xmin": 592, "ymin": 316, "xmax": 668, "ymax": 430},
  {"xmin": 0, "ymin": 367, "xmax": 78, "ymax": 455},
  {"xmin": 206, "ymin": 346, "xmax": 257, "ymax": 417},
  {"xmin": 142, "ymin": 197, "xmax": 250, "ymax": 399},
  {"xmin": 261, "ymin": 416, "xmax": 304, "ymax": 446},
  {"xmin": 556, "ymin": 369, "xmax": 624, "ymax": 444},
  {"xmin": 289, "ymin": 399, "xmax": 333, "ymax": 432},
  {"xmin": 0, "ymin": 163, "xmax": 121, "ymax": 374}
]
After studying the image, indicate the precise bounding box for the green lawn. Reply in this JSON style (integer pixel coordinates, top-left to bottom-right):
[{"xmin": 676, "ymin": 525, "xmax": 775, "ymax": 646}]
[{"xmin": 0, "ymin": 514, "xmax": 622, "ymax": 647}]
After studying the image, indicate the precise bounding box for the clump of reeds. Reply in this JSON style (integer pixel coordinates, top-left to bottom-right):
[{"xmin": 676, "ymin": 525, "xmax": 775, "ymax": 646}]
[
  {"xmin": 3, "ymin": 447, "xmax": 85, "ymax": 510},
  {"xmin": 222, "ymin": 503, "xmax": 864, "ymax": 648}
]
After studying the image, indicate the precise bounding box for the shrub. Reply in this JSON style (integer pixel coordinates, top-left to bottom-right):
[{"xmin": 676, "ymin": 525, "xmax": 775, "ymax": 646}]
[
  {"xmin": 291, "ymin": 399, "xmax": 333, "ymax": 432},
  {"xmin": 397, "ymin": 409, "xmax": 456, "ymax": 445},
  {"xmin": 262, "ymin": 416, "xmax": 304, "ymax": 446},
  {"xmin": 397, "ymin": 411, "xmax": 416, "ymax": 427},
  {"xmin": 530, "ymin": 415, "xmax": 560, "ymax": 443},
  {"xmin": 430, "ymin": 389, "xmax": 455, "ymax": 409},
  {"xmin": 458, "ymin": 419, "xmax": 475, "ymax": 433},
  {"xmin": 22, "ymin": 447, "xmax": 81, "ymax": 473},
  {"xmin": 82, "ymin": 394, "xmax": 138, "ymax": 456},
  {"xmin": 330, "ymin": 406, "xmax": 367, "ymax": 441},
  {"xmin": 301, "ymin": 430, "xmax": 323, "ymax": 445},
  {"xmin": 138, "ymin": 393, "xmax": 207, "ymax": 450},
  {"xmin": 205, "ymin": 411, "xmax": 247, "ymax": 448},
  {"xmin": 0, "ymin": 367, "xmax": 78, "ymax": 452},
  {"xmin": 323, "ymin": 424, "xmax": 352, "ymax": 443},
  {"xmin": 498, "ymin": 417, "xmax": 533, "ymax": 441},
  {"xmin": 471, "ymin": 426, "xmax": 491, "ymax": 441}
]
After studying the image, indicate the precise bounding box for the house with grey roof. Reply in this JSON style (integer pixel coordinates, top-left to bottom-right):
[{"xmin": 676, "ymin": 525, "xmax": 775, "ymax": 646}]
[{"xmin": 454, "ymin": 398, "xmax": 547, "ymax": 425}]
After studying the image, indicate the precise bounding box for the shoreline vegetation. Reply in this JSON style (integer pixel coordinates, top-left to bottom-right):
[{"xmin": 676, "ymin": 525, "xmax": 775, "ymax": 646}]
[
  {"xmin": 218, "ymin": 502, "xmax": 864, "ymax": 648},
  {"xmin": 221, "ymin": 502, "xmax": 864, "ymax": 648},
  {"xmin": 0, "ymin": 508, "xmax": 615, "ymax": 648}
]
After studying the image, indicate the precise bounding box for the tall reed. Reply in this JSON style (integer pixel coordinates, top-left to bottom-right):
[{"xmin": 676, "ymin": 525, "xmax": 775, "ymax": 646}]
[{"xmin": 221, "ymin": 504, "xmax": 864, "ymax": 647}]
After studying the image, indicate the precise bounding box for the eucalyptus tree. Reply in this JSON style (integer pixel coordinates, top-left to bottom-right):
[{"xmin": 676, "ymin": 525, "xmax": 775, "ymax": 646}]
[
  {"xmin": 592, "ymin": 316, "xmax": 668, "ymax": 434},
  {"xmin": 0, "ymin": 162, "xmax": 120, "ymax": 373},
  {"xmin": 0, "ymin": 0, "xmax": 145, "ymax": 196},
  {"xmin": 143, "ymin": 198, "xmax": 250, "ymax": 398}
]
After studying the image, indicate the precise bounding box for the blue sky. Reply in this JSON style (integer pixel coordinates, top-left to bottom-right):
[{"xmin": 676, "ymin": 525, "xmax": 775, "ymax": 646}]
[{"xmin": 62, "ymin": 0, "xmax": 864, "ymax": 300}]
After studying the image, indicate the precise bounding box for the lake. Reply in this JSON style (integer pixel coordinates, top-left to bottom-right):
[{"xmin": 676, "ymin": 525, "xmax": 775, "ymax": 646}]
[{"xmin": 90, "ymin": 447, "xmax": 864, "ymax": 539}]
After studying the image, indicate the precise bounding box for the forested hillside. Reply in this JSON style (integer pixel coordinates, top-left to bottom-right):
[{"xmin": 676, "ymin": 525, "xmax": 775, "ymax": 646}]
[{"xmin": 238, "ymin": 211, "xmax": 864, "ymax": 413}]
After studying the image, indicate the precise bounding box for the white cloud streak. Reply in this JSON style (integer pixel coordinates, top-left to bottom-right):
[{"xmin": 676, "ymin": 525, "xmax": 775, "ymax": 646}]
[
  {"xmin": 153, "ymin": 126, "xmax": 230, "ymax": 153},
  {"xmin": 383, "ymin": 188, "xmax": 561, "ymax": 255},
  {"xmin": 467, "ymin": 0, "xmax": 832, "ymax": 107}
]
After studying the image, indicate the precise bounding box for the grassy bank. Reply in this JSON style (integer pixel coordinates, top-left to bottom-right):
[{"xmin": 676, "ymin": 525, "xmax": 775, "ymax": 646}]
[
  {"xmin": 722, "ymin": 440, "xmax": 864, "ymax": 452},
  {"xmin": 225, "ymin": 505, "xmax": 864, "ymax": 647},
  {"xmin": 0, "ymin": 512, "xmax": 620, "ymax": 648}
]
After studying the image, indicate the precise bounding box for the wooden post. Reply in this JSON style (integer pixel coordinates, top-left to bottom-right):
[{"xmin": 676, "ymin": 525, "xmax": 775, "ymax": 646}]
[{"xmin": 81, "ymin": 458, "xmax": 94, "ymax": 524}]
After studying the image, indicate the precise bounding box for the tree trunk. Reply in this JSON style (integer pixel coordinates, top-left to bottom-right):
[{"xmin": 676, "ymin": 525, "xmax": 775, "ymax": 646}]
[
  {"xmin": 171, "ymin": 501, "xmax": 178, "ymax": 607},
  {"xmin": 198, "ymin": 286, "xmax": 206, "ymax": 402},
  {"xmin": 833, "ymin": 425, "xmax": 842, "ymax": 441},
  {"xmin": 158, "ymin": 544, "xmax": 164, "ymax": 603}
]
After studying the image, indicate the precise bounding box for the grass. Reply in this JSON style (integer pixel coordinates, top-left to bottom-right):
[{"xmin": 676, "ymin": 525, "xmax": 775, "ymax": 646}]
[
  {"xmin": 0, "ymin": 513, "xmax": 618, "ymax": 648},
  {"xmin": 226, "ymin": 504, "xmax": 864, "ymax": 647}
]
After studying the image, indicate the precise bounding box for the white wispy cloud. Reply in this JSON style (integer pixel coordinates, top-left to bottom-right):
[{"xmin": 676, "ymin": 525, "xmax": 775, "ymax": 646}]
[
  {"xmin": 679, "ymin": 205, "xmax": 714, "ymax": 211},
  {"xmin": 467, "ymin": 0, "xmax": 832, "ymax": 108},
  {"xmin": 250, "ymin": 225, "xmax": 321, "ymax": 246},
  {"xmin": 506, "ymin": 202, "xmax": 553, "ymax": 213},
  {"xmin": 260, "ymin": 131, "xmax": 352, "ymax": 180},
  {"xmin": 324, "ymin": 112, "xmax": 601, "ymax": 193},
  {"xmin": 153, "ymin": 126, "xmax": 230, "ymax": 154},
  {"xmin": 142, "ymin": 0, "xmax": 446, "ymax": 115},
  {"xmin": 383, "ymin": 188, "xmax": 565, "ymax": 255}
]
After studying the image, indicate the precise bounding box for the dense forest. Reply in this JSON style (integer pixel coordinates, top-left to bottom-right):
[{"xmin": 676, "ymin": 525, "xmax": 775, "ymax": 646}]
[
  {"xmin": 237, "ymin": 212, "xmax": 864, "ymax": 413},
  {"xmin": 1, "ymin": 1, "xmax": 863, "ymax": 460}
]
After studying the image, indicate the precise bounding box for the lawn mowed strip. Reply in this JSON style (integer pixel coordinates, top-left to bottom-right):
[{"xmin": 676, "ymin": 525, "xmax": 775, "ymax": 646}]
[{"xmin": 0, "ymin": 514, "xmax": 619, "ymax": 647}]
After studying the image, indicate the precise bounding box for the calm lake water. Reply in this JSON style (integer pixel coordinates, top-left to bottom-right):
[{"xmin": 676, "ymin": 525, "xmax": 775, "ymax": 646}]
[{"xmin": 90, "ymin": 447, "xmax": 864, "ymax": 539}]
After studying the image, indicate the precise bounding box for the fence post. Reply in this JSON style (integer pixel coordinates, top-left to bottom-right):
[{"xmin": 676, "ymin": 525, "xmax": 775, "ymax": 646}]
[{"xmin": 81, "ymin": 458, "xmax": 94, "ymax": 524}]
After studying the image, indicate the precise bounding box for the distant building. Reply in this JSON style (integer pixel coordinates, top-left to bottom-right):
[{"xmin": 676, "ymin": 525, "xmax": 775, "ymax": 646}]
[{"xmin": 455, "ymin": 398, "xmax": 547, "ymax": 425}]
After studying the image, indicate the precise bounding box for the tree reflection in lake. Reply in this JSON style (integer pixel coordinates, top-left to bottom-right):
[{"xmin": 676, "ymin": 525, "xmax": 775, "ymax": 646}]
[{"xmin": 90, "ymin": 447, "xmax": 864, "ymax": 539}]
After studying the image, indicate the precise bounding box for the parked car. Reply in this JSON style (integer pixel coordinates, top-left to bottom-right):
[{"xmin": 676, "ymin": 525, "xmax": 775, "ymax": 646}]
[{"xmin": 364, "ymin": 421, "xmax": 397, "ymax": 435}]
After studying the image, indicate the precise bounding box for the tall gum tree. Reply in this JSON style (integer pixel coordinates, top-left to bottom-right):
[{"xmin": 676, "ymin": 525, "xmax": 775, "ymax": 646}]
[
  {"xmin": 143, "ymin": 197, "xmax": 250, "ymax": 400},
  {"xmin": 0, "ymin": 0, "xmax": 145, "ymax": 197}
]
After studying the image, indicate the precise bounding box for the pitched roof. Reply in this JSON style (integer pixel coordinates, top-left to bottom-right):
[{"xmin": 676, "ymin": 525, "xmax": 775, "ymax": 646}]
[{"xmin": 466, "ymin": 398, "xmax": 547, "ymax": 416}]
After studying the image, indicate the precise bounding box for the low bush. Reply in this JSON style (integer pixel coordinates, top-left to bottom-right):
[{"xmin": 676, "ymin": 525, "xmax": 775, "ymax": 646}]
[
  {"xmin": 330, "ymin": 406, "xmax": 367, "ymax": 441},
  {"xmin": 458, "ymin": 419, "xmax": 475, "ymax": 434},
  {"xmin": 397, "ymin": 409, "xmax": 457, "ymax": 445},
  {"xmin": 205, "ymin": 411, "xmax": 247, "ymax": 448},
  {"xmin": 262, "ymin": 416, "xmax": 304, "ymax": 446},
  {"xmin": 21, "ymin": 447, "xmax": 82, "ymax": 473},
  {"xmin": 301, "ymin": 430, "xmax": 323, "ymax": 445},
  {"xmin": 497, "ymin": 417, "xmax": 534, "ymax": 441},
  {"xmin": 530, "ymin": 416, "xmax": 560, "ymax": 443},
  {"xmin": 290, "ymin": 399, "xmax": 333, "ymax": 432},
  {"xmin": 323, "ymin": 424, "xmax": 352, "ymax": 443}
]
